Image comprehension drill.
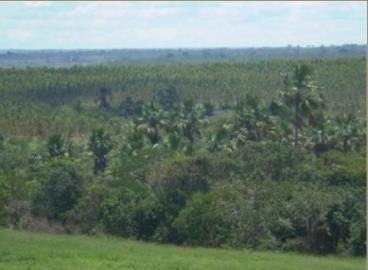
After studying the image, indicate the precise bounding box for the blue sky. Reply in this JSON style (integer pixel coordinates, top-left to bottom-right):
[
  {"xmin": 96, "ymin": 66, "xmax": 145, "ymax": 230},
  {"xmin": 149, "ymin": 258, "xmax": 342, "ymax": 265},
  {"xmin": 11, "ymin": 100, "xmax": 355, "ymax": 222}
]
[{"xmin": 0, "ymin": 1, "xmax": 366, "ymax": 49}]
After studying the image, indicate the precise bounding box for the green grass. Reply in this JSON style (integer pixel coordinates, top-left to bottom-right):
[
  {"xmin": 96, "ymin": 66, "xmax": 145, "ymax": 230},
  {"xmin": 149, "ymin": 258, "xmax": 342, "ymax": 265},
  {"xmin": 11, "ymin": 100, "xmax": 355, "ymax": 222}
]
[{"xmin": 0, "ymin": 229, "xmax": 364, "ymax": 270}]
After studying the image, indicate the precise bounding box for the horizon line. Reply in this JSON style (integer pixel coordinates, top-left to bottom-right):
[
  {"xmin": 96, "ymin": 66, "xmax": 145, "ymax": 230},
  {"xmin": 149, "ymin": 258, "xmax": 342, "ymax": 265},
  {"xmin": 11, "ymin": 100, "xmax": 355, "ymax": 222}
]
[{"xmin": 0, "ymin": 44, "xmax": 366, "ymax": 51}]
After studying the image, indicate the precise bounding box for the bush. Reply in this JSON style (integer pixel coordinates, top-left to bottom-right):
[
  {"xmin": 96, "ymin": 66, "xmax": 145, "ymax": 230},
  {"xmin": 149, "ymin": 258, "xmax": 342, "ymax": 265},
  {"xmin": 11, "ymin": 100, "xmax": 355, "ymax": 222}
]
[
  {"xmin": 65, "ymin": 181, "xmax": 109, "ymax": 234},
  {"xmin": 174, "ymin": 184, "xmax": 273, "ymax": 249},
  {"xmin": 321, "ymin": 150, "xmax": 366, "ymax": 186},
  {"xmin": 235, "ymin": 142, "xmax": 304, "ymax": 182},
  {"xmin": 174, "ymin": 188, "xmax": 234, "ymax": 247},
  {"xmin": 31, "ymin": 160, "xmax": 84, "ymax": 221},
  {"xmin": 101, "ymin": 188, "xmax": 160, "ymax": 240},
  {"xmin": 101, "ymin": 188, "xmax": 138, "ymax": 237},
  {"xmin": 348, "ymin": 200, "xmax": 366, "ymax": 256}
]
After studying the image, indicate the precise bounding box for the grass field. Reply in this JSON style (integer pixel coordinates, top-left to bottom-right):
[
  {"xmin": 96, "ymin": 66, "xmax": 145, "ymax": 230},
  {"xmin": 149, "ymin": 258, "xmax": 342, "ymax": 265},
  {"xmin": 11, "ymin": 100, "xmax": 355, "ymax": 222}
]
[{"xmin": 0, "ymin": 229, "xmax": 365, "ymax": 270}]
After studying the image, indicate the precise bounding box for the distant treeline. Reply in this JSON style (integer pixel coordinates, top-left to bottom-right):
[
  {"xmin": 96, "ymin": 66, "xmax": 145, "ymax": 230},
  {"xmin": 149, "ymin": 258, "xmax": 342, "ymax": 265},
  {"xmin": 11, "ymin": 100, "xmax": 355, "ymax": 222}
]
[{"xmin": 0, "ymin": 44, "xmax": 366, "ymax": 67}]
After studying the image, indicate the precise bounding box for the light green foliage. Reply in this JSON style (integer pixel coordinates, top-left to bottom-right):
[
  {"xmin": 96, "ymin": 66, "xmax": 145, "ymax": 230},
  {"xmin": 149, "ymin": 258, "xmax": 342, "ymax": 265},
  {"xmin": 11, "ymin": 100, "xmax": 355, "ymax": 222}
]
[{"xmin": 0, "ymin": 229, "xmax": 364, "ymax": 270}]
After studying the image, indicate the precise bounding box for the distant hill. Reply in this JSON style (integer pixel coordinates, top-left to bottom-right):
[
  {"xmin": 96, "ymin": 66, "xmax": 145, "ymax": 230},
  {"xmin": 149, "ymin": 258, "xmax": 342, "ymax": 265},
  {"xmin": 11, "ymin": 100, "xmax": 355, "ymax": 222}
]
[{"xmin": 0, "ymin": 44, "xmax": 365, "ymax": 67}]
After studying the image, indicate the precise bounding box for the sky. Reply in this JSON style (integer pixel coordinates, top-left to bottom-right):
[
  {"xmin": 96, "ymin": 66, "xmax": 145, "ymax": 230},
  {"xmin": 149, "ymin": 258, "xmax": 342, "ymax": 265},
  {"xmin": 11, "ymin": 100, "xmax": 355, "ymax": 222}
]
[{"xmin": 0, "ymin": 1, "xmax": 366, "ymax": 49}]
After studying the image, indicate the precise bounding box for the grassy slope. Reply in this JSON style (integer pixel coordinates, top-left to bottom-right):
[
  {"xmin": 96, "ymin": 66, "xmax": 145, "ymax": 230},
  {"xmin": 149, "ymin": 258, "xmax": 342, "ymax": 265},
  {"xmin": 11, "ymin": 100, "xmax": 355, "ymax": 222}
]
[{"xmin": 0, "ymin": 229, "xmax": 364, "ymax": 270}]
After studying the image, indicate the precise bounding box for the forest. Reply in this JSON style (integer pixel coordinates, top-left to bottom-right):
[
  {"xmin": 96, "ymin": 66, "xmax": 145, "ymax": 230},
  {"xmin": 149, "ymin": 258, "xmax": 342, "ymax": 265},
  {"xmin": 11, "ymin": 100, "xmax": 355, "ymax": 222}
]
[{"xmin": 0, "ymin": 55, "xmax": 366, "ymax": 257}]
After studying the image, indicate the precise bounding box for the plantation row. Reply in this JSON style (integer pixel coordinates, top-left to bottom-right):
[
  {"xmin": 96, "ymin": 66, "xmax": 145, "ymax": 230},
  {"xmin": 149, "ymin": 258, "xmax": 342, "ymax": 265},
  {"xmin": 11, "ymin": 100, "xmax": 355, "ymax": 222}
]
[
  {"xmin": 0, "ymin": 58, "xmax": 365, "ymax": 138},
  {"xmin": 0, "ymin": 63, "xmax": 365, "ymax": 256}
]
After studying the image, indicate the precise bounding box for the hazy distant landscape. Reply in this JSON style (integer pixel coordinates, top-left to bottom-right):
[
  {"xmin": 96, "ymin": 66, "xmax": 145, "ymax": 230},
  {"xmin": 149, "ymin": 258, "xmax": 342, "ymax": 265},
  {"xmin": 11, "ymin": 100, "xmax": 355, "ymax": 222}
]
[{"xmin": 0, "ymin": 44, "xmax": 365, "ymax": 67}]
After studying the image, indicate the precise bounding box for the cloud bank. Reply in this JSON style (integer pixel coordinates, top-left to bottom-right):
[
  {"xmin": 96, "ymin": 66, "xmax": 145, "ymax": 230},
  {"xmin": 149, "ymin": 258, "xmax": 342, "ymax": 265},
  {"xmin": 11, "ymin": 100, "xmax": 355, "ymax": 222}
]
[{"xmin": 0, "ymin": 1, "xmax": 366, "ymax": 49}]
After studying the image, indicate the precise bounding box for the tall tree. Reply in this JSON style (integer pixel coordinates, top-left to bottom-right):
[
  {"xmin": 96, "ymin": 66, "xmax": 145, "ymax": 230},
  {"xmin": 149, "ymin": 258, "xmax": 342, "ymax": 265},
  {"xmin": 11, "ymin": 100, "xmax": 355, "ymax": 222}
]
[
  {"xmin": 0, "ymin": 133, "xmax": 4, "ymax": 150},
  {"xmin": 89, "ymin": 128, "xmax": 113, "ymax": 174},
  {"xmin": 281, "ymin": 63, "xmax": 324, "ymax": 148},
  {"xmin": 309, "ymin": 112, "xmax": 334, "ymax": 156},
  {"xmin": 98, "ymin": 87, "xmax": 111, "ymax": 109},
  {"xmin": 174, "ymin": 100, "xmax": 201, "ymax": 143}
]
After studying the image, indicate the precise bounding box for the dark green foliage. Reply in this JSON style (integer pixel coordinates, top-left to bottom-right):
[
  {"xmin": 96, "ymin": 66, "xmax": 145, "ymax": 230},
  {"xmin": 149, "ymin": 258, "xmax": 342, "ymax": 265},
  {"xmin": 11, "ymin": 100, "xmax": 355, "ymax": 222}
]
[
  {"xmin": 65, "ymin": 181, "xmax": 108, "ymax": 234},
  {"xmin": 31, "ymin": 160, "xmax": 83, "ymax": 221},
  {"xmin": 101, "ymin": 189, "xmax": 160, "ymax": 240},
  {"xmin": 232, "ymin": 94, "xmax": 272, "ymax": 143},
  {"xmin": 150, "ymin": 155, "xmax": 213, "ymax": 243},
  {"xmin": 0, "ymin": 133, "xmax": 4, "ymax": 150},
  {"xmin": 101, "ymin": 188, "xmax": 140, "ymax": 237},
  {"xmin": 334, "ymin": 113, "xmax": 365, "ymax": 153},
  {"xmin": 320, "ymin": 151, "xmax": 366, "ymax": 186},
  {"xmin": 118, "ymin": 97, "xmax": 143, "ymax": 117},
  {"xmin": 235, "ymin": 142, "xmax": 303, "ymax": 182},
  {"xmin": 157, "ymin": 155, "xmax": 210, "ymax": 197},
  {"xmin": 348, "ymin": 201, "xmax": 366, "ymax": 256},
  {"xmin": 98, "ymin": 87, "xmax": 111, "ymax": 109},
  {"xmin": 89, "ymin": 128, "xmax": 113, "ymax": 174},
  {"xmin": 47, "ymin": 134, "xmax": 66, "ymax": 158},
  {"xmin": 155, "ymin": 87, "xmax": 181, "ymax": 113},
  {"xmin": 174, "ymin": 188, "xmax": 234, "ymax": 247},
  {"xmin": 203, "ymin": 102, "xmax": 214, "ymax": 116}
]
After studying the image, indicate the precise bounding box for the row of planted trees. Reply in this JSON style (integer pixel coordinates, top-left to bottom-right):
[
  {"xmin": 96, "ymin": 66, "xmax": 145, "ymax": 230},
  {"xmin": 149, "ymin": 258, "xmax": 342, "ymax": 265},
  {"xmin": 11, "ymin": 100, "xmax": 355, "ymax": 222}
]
[
  {"xmin": 0, "ymin": 58, "xmax": 365, "ymax": 139},
  {"xmin": 46, "ymin": 62, "xmax": 365, "ymax": 176},
  {"xmin": 113, "ymin": 62, "xmax": 365, "ymax": 160}
]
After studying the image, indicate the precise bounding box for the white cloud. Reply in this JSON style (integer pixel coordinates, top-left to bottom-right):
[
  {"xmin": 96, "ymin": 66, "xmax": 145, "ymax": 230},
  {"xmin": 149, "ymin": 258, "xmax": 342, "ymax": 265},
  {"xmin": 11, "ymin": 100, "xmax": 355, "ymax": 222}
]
[
  {"xmin": 6, "ymin": 29, "xmax": 34, "ymax": 41},
  {"xmin": 0, "ymin": 1, "xmax": 366, "ymax": 48},
  {"xmin": 23, "ymin": 1, "xmax": 52, "ymax": 8},
  {"xmin": 67, "ymin": 1, "xmax": 183, "ymax": 20}
]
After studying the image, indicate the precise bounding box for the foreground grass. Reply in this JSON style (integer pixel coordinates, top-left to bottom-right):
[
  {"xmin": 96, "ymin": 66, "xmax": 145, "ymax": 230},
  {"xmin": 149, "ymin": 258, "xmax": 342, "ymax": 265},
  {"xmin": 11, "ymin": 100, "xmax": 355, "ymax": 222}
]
[{"xmin": 0, "ymin": 229, "xmax": 364, "ymax": 270}]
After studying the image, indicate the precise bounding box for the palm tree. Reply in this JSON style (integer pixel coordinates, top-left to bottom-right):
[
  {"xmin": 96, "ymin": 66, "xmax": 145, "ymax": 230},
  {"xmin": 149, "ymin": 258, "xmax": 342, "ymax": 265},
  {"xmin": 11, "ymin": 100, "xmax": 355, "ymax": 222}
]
[
  {"xmin": 98, "ymin": 87, "xmax": 111, "ymax": 109},
  {"xmin": 47, "ymin": 134, "xmax": 66, "ymax": 158},
  {"xmin": 170, "ymin": 99, "xmax": 203, "ymax": 144},
  {"xmin": 232, "ymin": 94, "xmax": 270, "ymax": 145},
  {"xmin": 135, "ymin": 102, "xmax": 167, "ymax": 145},
  {"xmin": 309, "ymin": 112, "xmax": 335, "ymax": 155},
  {"xmin": 89, "ymin": 128, "xmax": 113, "ymax": 175},
  {"xmin": 122, "ymin": 126, "xmax": 146, "ymax": 156},
  {"xmin": 281, "ymin": 63, "xmax": 324, "ymax": 148},
  {"xmin": 334, "ymin": 113, "xmax": 365, "ymax": 152}
]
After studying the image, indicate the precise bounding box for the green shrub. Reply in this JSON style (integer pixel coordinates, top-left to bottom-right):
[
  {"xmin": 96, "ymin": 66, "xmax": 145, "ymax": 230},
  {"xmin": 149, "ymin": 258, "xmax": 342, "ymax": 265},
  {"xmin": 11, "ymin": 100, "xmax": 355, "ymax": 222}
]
[
  {"xmin": 174, "ymin": 188, "xmax": 234, "ymax": 247},
  {"xmin": 31, "ymin": 160, "xmax": 84, "ymax": 221}
]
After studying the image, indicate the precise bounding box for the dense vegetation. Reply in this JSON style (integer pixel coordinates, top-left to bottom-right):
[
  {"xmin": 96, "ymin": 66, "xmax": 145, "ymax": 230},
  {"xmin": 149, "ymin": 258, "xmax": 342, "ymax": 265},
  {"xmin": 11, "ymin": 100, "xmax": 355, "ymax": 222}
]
[
  {"xmin": 0, "ymin": 229, "xmax": 364, "ymax": 270},
  {"xmin": 0, "ymin": 44, "xmax": 365, "ymax": 67},
  {"xmin": 0, "ymin": 58, "xmax": 366, "ymax": 257},
  {"xmin": 0, "ymin": 58, "xmax": 365, "ymax": 139}
]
